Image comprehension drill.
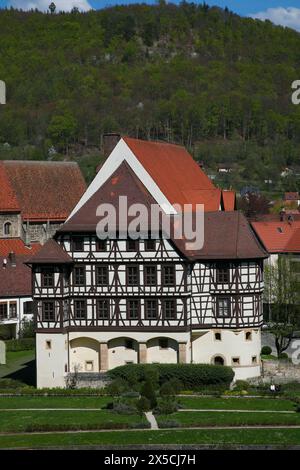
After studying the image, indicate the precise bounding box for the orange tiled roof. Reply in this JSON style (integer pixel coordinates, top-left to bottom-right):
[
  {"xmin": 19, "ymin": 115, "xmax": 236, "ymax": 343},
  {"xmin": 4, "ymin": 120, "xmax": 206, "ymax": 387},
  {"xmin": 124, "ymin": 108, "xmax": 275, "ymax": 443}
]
[
  {"xmin": 0, "ymin": 238, "xmax": 41, "ymax": 257},
  {"xmin": 0, "ymin": 161, "xmax": 86, "ymax": 221},
  {"xmin": 251, "ymin": 220, "xmax": 300, "ymax": 253},
  {"xmin": 123, "ymin": 137, "xmax": 223, "ymax": 212},
  {"xmin": 0, "ymin": 163, "xmax": 20, "ymax": 212}
]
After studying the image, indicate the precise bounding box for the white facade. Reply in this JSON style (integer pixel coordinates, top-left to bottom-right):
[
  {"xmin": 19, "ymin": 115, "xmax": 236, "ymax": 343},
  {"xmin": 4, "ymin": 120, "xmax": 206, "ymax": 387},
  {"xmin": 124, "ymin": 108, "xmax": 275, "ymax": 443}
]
[{"xmin": 0, "ymin": 296, "xmax": 33, "ymax": 338}]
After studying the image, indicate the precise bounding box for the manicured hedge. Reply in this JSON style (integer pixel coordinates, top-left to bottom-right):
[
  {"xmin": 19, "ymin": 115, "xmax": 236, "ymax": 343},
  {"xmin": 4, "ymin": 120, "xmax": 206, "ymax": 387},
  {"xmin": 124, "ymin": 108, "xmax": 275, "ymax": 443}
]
[
  {"xmin": 5, "ymin": 338, "xmax": 35, "ymax": 352},
  {"xmin": 108, "ymin": 364, "xmax": 234, "ymax": 389}
]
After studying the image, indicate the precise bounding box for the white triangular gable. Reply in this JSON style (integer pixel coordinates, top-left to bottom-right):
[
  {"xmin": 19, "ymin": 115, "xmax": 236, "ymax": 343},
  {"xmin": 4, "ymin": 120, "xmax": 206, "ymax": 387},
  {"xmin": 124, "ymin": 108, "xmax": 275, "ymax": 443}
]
[{"xmin": 67, "ymin": 138, "xmax": 176, "ymax": 221}]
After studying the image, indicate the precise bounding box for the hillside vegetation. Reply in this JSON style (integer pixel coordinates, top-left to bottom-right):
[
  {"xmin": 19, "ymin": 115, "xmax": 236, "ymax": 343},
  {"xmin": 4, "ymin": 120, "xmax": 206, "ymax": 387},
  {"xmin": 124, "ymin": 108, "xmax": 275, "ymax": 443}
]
[{"xmin": 0, "ymin": 3, "xmax": 300, "ymax": 189}]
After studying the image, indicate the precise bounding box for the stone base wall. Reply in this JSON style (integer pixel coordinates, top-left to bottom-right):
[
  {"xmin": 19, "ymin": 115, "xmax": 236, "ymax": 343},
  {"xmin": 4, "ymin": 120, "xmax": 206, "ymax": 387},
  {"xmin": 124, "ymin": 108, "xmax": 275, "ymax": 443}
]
[
  {"xmin": 249, "ymin": 359, "xmax": 300, "ymax": 384},
  {"xmin": 66, "ymin": 372, "xmax": 111, "ymax": 389}
]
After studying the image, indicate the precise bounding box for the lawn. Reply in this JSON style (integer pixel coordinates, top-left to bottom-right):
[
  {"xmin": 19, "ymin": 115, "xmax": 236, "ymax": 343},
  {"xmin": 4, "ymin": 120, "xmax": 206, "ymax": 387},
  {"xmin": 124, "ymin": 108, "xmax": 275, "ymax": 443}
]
[
  {"xmin": 1, "ymin": 428, "xmax": 300, "ymax": 448},
  {"xmin": 0, "ymin": 350, "xmax": 35, "ymax": 386},
  {"xmin": 0, "ymin": 396, "xmax": 111, "ymax": 409},
  {"xmin": 0, "ymin": 409, "xmax": 148, "ymax": 432},
  {"xmin": 157, "ymin": 411, "xmax": 300, "ymax": 428},
  {"xmin": 179, "ymin": 396, "xmax": 296, "ymax": 411}
]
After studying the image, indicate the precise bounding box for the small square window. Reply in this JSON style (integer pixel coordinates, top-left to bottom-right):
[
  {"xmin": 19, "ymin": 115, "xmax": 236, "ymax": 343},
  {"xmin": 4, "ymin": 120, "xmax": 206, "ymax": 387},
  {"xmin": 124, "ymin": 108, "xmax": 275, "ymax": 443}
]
[
  {"xmin": 85, "ymin": 361, "xmax": 94, "ymax": 372},
  {"xmin": 45, "ymin": 340, "xmax": 52, "ymax": 350},
  {"xmin": 216, "ymin": 264, "xmax": 230, "ymax": 284},
  {"xmin": 159, "ymin": 339, "xmax": 168, "ymax": 349},
  {"xmin": 215, "ymin": 332, "xmax": 221, "ymax": 341},
  {"xmin": 232, "ymin": 357, "xmax": 240, "ymax": 365},
  {"xmin": 252, "ymin": 356, "xmax": 257, "ymax": 364},
  {"xmin": 245, "ymin": 331, "xmax": 252, "ymax": 341}
]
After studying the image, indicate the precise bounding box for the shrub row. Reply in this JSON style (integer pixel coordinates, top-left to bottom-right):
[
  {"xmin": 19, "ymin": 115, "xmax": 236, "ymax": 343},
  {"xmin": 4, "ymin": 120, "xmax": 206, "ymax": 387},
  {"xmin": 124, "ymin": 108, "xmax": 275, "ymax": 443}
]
[
  {"xmin": 5, "ymin": 338, "xmax": 35, "ymax": 351},
  {"xmin": 108, "ymin": 363, "xmax": 234, "ymax": 389}
]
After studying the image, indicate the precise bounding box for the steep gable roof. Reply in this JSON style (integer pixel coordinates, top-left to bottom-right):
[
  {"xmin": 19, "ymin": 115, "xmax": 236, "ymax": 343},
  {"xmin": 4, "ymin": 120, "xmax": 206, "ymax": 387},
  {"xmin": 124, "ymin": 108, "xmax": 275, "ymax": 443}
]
[
  {"xmin": 123, "ymin": 137, "xmax": 219, "ymax": 209},
  {"xmin": 59, "ymin": 161, "xmax": 157, "ymax": 233},
  {"xmin": 26, "ymin": 239, "xmax": 73, "ymax": 264},
  {"xmin": 67, "ymin": 137, "xmax": 227, "ymax": 221},
  {"xmin": 0, "ymin": 161, "xmax": 86, "ymax": 221}
]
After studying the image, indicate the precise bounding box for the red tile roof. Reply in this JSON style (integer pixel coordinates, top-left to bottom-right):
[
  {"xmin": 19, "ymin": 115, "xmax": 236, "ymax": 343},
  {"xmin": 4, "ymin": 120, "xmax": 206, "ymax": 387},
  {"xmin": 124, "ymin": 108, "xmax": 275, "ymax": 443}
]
[
  {"xmin": 222, "ymin": 190, "xmax": 236, "ymax": 211},
  {"xmin": 123, "ymin": 137, "xmax": 223, "ymax": 212},
  {"xmin": 0, "ymin": 239, "xmax": 41, "ymax": 257},
  {"xmin": 26, "ymin": 239, "xmax": 73, "ymax": 264},
  {"xmin": 251, "ymin": 220, "xmax": 300, "ymax": 253},
  {"xmin": 0, "ymin": 161, "xmax": 86, "ymax": 221},
  {"xmin": 0, "ymin": 255, "xmax": 32, "ymax": 297},
  {"xmin": 0, "ymin": 163, "xmax": 20, "ymax": 212}
]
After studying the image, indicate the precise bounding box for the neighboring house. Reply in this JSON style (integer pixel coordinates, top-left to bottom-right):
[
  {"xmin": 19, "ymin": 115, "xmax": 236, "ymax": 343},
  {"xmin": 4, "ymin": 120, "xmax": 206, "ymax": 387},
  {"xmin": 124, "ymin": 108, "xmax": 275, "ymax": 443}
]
[
  {"xmin": 251, "ymin": 215, "xmax": 300, "ymax": 266},
  {"xmin": 0, "ymin": 160, "xmax": 86, "ymax": 244},
  {"xmin": 0, "ymin": 248, "xmax": 39, "ymax": 338},
  {"xmin": 27, "ymin": 136, "xmax": 267, "ymax": 388},
  {"xmin": 0, "ymin": 161, "xmax": 86, "ymax": 338}
]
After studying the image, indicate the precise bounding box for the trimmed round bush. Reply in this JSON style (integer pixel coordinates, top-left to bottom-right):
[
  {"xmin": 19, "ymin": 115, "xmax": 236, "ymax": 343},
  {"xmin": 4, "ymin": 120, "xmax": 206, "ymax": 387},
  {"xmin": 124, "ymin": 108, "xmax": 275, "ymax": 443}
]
[
  {"xmin": 109, "ymin": 363, "xmax": 234, "ymax": 390},
  {"xmin": 261, "ymin": 346, "xmax": 272, "ymax": 355},
  {"xmin": 279, "ymin": 352, "xmax": 289, "ymax": 360},
  {"xmin": 234, "ymin": 380, "xmax": 250, "ymax": 391}
]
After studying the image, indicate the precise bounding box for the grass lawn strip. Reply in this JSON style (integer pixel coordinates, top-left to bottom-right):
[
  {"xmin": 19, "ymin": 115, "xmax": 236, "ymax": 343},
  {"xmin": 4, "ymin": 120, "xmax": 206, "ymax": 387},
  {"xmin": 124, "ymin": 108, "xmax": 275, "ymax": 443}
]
[
  {"xmin": 1, "ymin": 428, "xmax": 300, "ymax": 448},
  {"xmin": 179, "ymin": 396, "xmax": 296, "ymax": 411},
  {"xmin": 157, "ymin": 411, "xmax": 300, "ymax": 428},
  {"xmin": 0, "ymin": 350, "xmax": 35, "ymax": 379},
  {"xmin": 0, "ymin": 410, "xmax": 147, "ymax": 433},
  {"xmin": 0, "ymin": 396, "xmax": 111, "ymax": 409}
]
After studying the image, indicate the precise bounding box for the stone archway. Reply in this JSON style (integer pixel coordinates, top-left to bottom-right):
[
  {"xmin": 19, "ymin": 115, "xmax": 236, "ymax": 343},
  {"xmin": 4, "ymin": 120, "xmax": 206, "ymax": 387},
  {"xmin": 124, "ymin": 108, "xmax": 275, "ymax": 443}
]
[
  {"xmin": 146, "ymin": 337, "xmax": 179, "ymax": 364},
  {"xmin": 108, "ymin": 337, "xmax": 139, "ymax": 369},
  {"xmin": 70, "ymin": 337, "xmax": 100, "ymax": 373}
]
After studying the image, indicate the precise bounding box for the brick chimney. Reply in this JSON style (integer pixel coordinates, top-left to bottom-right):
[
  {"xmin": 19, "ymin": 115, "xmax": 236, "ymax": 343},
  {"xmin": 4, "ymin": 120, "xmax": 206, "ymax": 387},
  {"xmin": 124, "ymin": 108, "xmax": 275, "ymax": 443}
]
[
  {"xmin": 102, "ymin": 133, "xmax": 121, "ymax": 159},
  {"xmin": 8, "ymin": 251, "xmax": 16, "ymax": 267}
]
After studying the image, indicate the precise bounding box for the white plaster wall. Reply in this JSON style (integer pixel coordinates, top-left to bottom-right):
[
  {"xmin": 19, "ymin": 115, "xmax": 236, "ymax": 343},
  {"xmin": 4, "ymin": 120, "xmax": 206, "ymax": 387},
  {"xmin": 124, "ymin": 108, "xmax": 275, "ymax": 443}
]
[
  {"xmin": 192, "ymin": 328, "xmax": 261, "ymax": 380},
  {"xmin": 36, "ymin": 333, "xmax": 68, "ymax": 388}
]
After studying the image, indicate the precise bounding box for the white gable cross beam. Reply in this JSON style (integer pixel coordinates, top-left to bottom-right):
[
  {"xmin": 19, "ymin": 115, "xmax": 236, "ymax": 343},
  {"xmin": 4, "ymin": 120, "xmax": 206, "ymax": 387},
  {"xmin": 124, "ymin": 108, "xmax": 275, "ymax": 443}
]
[{"xmin": 0, "ymin": 80, "xmax": 6, "ymax": 104}]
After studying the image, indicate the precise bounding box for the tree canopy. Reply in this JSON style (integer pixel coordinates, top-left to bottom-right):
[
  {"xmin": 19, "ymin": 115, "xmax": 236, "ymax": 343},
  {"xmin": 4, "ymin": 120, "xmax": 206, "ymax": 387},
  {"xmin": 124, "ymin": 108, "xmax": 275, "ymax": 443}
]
[{"xmin": 0, "ymin": 4, "xmax": 300, "ymax": 185}]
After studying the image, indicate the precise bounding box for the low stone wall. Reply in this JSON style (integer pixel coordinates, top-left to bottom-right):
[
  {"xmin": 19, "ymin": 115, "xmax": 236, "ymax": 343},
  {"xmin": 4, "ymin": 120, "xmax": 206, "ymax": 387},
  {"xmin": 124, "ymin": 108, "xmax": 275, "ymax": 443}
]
[
  {"xmin": 250, "ymin": 360, "xmax": 300, "ymax": 384},
  {"xmin": 66, "ymin": 372, "xmax": 111, "ymax": 389}
]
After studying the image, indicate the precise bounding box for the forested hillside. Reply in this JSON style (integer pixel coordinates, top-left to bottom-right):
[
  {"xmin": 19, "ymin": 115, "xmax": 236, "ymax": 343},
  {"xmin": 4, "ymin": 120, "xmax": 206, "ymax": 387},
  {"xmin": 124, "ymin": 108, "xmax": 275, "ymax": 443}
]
[{"xmin": 0, "ymin": 3, "xmax": 300, "ymax": 189}]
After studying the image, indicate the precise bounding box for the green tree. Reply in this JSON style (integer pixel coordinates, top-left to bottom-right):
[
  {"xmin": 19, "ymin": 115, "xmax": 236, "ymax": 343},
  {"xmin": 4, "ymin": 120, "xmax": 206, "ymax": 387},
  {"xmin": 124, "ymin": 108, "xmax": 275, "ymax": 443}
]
[
  {"xmin": 47, "ymin": 112, "xmax": 77, "ymax": 155},
  {"xmin": 264, "ymin": 256, "xmax": 300, "ymax": 357}
]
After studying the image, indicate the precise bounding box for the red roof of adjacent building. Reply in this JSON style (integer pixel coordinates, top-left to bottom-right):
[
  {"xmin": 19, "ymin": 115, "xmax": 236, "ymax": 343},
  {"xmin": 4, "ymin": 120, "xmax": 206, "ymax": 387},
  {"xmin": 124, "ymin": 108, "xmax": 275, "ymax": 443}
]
[
  {"xmin": 0, "ymin": 239, "xmax": 41, "ymax": 257},
  {"xmin": 251, "ymin": 219, "xmax": 300, "ymax": 253},
  {"xmin": 0, "ymin": 255, "xmax": 32, "ymax": 297},
  {"xmin": 0, "ymin": 163, "xmax": 20, "ymax": 212},
  {"xmin": 123, "ymin": 137, "xmax": 223, "ymax": 212},
  {"xmin": 0, "ymin": 161, "xmax": 86, "ymax": 221}
]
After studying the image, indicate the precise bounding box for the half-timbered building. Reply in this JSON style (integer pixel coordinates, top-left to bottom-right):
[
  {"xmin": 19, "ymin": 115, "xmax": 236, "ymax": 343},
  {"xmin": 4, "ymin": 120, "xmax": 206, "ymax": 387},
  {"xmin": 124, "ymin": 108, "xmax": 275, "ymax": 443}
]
[{"xmin": 27, "ymin": 136, "xmax": 267, "ymax": 388}]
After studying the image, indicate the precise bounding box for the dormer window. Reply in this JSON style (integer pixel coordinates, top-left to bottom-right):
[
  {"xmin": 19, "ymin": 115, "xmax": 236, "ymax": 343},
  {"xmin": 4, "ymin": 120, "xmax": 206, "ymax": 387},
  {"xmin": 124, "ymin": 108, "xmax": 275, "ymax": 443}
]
[{"xmin": 4, "ymin": 222, "xmax": 12, "ymax": 236}]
